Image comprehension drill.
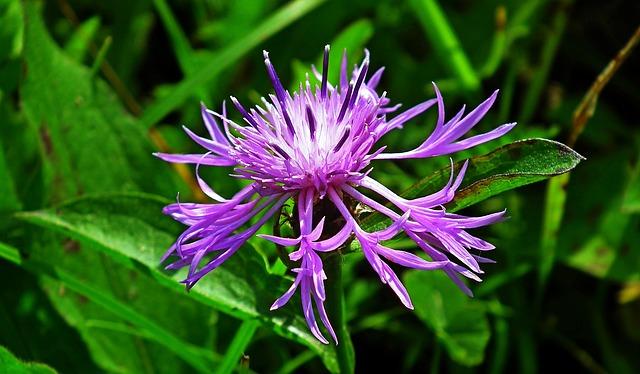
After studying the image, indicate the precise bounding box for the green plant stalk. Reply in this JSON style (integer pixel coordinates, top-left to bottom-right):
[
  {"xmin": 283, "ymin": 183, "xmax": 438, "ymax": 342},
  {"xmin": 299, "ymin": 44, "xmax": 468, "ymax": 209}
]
[
  {"xmin": 537, "ymin": 173, "xmax": 568, "ymax": 292},
  {"xmin": 325, "ymin": 253, "xmax": 355, "ymax": 374},
  {"xmin": 410, "ymin": 0, "xmax": 480, "ymax": 92},
  {"xmin": 518, "ymin": 5, "xmax": 567, "ymax": 124},
  {"xmin": 478, "ymin": 8, "xmax": 507, "ymax": 78},
  {"xmin": 497, "ymin": 55, "xmax": 522, "ymax": 124},
  {"xmin": 488, "ymin": 313, "xmax": 509, "ymax": 374},
  {"xmin": 276, "ymin": 350, "xmax": 316, "ymax": 374},
  {"xmin": 0, "ymin": 242, "xmax": 21, "ymax": 265},
  {"xmin": 89, "ymin": 36, "xmax": 112, "ymax": 78},
  {"xmin": 152, "ymin": 0, "xmax": 192, "ymax": 72},
  {"xmin": 429, "ymin": 336, "xmax": 441, "ymax": 374},
  {"xmin": 215, "ymin": 319, "xmax": 260, "ymax": 374},
  {"xmin": 152, "ymin": 0, "xmax": 210, "ymax": 102},
  {"xmin": 140, "ymin": 0, "xmax": 326, "ymax": 128},
  {"xmin": 538, "ymin": 25, "xmax": 639, "ymax": 296}
]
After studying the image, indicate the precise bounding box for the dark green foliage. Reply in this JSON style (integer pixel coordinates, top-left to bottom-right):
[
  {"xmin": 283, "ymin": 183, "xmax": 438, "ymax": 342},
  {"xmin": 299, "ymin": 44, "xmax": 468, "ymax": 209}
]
[{"xmin": 1, "ymin": 0, "xmax": 638, "ymax": 373}]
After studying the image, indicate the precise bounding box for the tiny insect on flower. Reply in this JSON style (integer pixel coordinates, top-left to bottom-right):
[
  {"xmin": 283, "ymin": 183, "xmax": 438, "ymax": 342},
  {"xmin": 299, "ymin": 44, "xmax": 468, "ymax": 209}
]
[{"xmin": 155, "ymin": 46, "xmax": 516, "ymax": 344}]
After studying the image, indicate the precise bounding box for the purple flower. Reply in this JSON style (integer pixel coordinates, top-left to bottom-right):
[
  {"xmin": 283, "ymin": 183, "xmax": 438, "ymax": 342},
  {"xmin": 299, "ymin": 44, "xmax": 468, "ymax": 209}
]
[{"xmin": 156, "ymin": 46, "xmax": 515, "ymax": 344}]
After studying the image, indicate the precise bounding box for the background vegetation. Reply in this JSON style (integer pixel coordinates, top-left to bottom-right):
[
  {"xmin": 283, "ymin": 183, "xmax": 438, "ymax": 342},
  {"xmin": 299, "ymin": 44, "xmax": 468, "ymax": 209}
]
[{"xmin": 0, "ymin": 0, "xmax": 638, "ymax": 372}]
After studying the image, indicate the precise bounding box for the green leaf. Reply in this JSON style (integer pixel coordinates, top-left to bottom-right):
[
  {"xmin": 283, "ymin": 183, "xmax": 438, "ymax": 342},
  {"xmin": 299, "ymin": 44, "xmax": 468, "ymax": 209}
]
[
  {"xmin": 0, "ymin": 242, "xmax": 20, "ymax": 265},
  {"xmin": 404, "ymin": 270, "xmax": 490, "ymax": 366},
  {"xmin": 16, "ymin": 193, "xmax": 339, "ymax": 373},
  {"xmin": 140, "ymin": 0, "xmax": 326, "ymax": 128},
  {"xmin": 409, "ymin": 0, "xmax": 479, "ymax": 92},
  {"xmin": 39, "ymin": 272, "xmax": 215, "ymax": 373},
  {"xmin": 152, "ymin": 0, "xmax": 193, "ymax": 75},
  {"xmin": 214, "ymin": 319, "xmax": 260, "ymax": 374},
  {"xmin": 0, "ymin": 0, "xmax": 23, "ymax": 61},
  {"xmin": 0, "ymin": 93, "xmax": 49, "ymax": 211},
  {"xmin": 0, "ymin": 258, "xmax": 101, "ymax": 373},
  {"xmin": 362, "ymin": 138, "xmax": 583, "ymax": 231},
  {"xmin": 63, "ymin": 16, "xmax": 101, "ymax": 63},
  {"xmin": 0, "ymin": 345, "xmax": 57, "ymax": 374},
  {"xmin": 20, "ymin": 2, "xmax": 179, "ymax": 202},
  {"xmin": 1, "ymin": 236, "xmax": 219, "ymax": 373},
  {"xmin": 412, "ymin": 138, "xmax": 583, "ymax": 211},
  {"xmin": 560, "ymin": 151, "xmax": 640, "ymax": 282},
  {"xmin": 0, "ymin": 0, "xmax": 23, "ymax": 93}
]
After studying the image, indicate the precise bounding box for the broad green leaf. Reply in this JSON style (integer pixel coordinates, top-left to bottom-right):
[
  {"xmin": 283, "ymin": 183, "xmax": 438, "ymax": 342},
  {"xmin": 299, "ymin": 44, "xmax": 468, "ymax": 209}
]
[
  {"xmin": 362, "ymin": 138, "xmax": 583, "ymax": 231},
  {"xmin": 63, "ymin": 16, "xmax": 101, "ymax": 63},
  {"xmin": 0, "ymin": 345, "xmax": 56, "ymax": 374},
  {"xmin": 20, "ymin": 2, "xmax": 179, "ymax": 202},
  {"xmin": 0, "ymin": 259, "xmax": 101, "ymax": 373},
  {"xmin": 560, "ymin": 151, "xmax": 640, "ymax": 282},
  {"xmin": 39, "ymin": 274, "xmax": 214, "ymax": 373},
  {"xmin": 2, "ymin": 234, "xmax": 219, "ymax": 373},
  {"xmin": 404, "ymin": 270, "xmax": 490, "ymax": 366},
  {"xmin": 17, "ymin": 194, "xmax": 339, "ymax": 373},
  {"xmin": 408, "ymin": 138, "xmax": 583, "ymax": 211},
  {"xmin": 0, "ymin": 94, "xmax": 49, "ymax": 211},
  {"xmin": 140, "ymin": 0, "xmax": 326, "ymax": 128}
]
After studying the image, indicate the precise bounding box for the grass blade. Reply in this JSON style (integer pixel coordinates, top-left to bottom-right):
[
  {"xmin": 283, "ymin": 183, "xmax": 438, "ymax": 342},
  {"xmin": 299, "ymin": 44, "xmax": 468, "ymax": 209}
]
[
  {"xmin": 140, "ymin": 0, "xmax": 326, "ymax": 128},
  {"xmin": 409, "ymin": 0, "xmax": 480, "ymax": 92}
]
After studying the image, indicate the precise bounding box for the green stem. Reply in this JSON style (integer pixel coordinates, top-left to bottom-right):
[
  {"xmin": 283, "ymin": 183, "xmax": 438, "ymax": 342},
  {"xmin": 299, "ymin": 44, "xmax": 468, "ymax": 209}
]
[
  {"xmin": 478, "ymin": 7, "xmax": 507, "ymax": 78},
  {"xmin": 140, "ymin": 0, "xmax": 326, "ymax": 128},
  {"xmin": 152, "ymin": 0, "xmax": 211, "ymax": 103},
  {"xmin": 215, "ymin": 319, "xmax": 260, "ymax": 374},
  {"xmin": 0, "ymin": 242, "xmax": 21, "ymax": 265},
  {"xmin": 89, "ymin": 36, "xmax": 112, "ymax": 78},
  {"xmin": 518, "ymin": 2, "xmax": 568, "ymax": 124},
  {"xmin": 429, "ymin": 336, "xmax": 441, "ymax": 374},
  {"xmin": 498, "ymin": 55, "xmax": 522, "ymax": 124},
  {"xmin": 410, "ymin": 0, "xmax": 480, "ymax": 92},
  {"xmin": 325, "ymin": 253, "xmax": 354, "ymax": 374}
]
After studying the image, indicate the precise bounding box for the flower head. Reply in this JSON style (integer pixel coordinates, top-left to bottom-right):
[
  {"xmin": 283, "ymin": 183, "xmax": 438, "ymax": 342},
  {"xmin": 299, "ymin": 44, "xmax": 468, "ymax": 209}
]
[{"xmin": 156, "ymin": 46, "xmax": 515, "ymax": 344}]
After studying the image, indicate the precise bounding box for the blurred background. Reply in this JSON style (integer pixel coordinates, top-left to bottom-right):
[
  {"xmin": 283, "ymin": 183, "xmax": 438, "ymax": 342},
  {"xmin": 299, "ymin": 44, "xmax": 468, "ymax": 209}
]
[{"xmin": 0, "ymin": 0, "xmax": 639, "ymax": 373}]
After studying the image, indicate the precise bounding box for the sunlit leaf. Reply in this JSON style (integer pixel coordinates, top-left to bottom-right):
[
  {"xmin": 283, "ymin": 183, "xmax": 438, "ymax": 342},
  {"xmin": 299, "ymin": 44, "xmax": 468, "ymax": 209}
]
[
  {"xmin": 63, "ymin": 16, "xmax": 101, "ymax": 63},
  {"xmin": 404, "ymin": 270, "xmax": 490, "ymax": 366},
  {"xmin": 0, "ymin": 345, "xmax": 57, "ymax": 374},
  {"xmin": 17, "ymin": 194, "xmax": 339, "ymax": 373},
  {"xmin": 362, "ymin": 138, "xmax": 583, "ymax": 230},
  {"xmin": 20, "ymin": 2, "xmax": 179, "ymax": 202}
]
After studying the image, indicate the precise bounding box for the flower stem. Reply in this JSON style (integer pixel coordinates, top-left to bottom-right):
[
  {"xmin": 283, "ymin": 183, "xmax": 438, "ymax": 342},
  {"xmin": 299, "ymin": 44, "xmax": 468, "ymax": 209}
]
[
  {"xmin": 325, "ymin": 253, "xmax": 355, "ymax": 374},
  {"xmin": 214, "ymin": 319, "xmax": 260, "ymax": 374}
]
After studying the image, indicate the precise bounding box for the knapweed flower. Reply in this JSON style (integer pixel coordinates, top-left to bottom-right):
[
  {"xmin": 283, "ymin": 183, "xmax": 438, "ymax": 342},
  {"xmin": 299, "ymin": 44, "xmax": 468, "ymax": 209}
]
[{"xmin": 156, "ymin": 46, "xmax": 515, "ymax": 344}]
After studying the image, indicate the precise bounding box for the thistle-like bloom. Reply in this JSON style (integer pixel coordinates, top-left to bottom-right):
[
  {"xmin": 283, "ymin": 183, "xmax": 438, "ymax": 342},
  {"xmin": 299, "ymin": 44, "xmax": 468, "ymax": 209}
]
[{"xmin": 156, "ymin": 46, "xmax": 515, "ymax": 344}]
